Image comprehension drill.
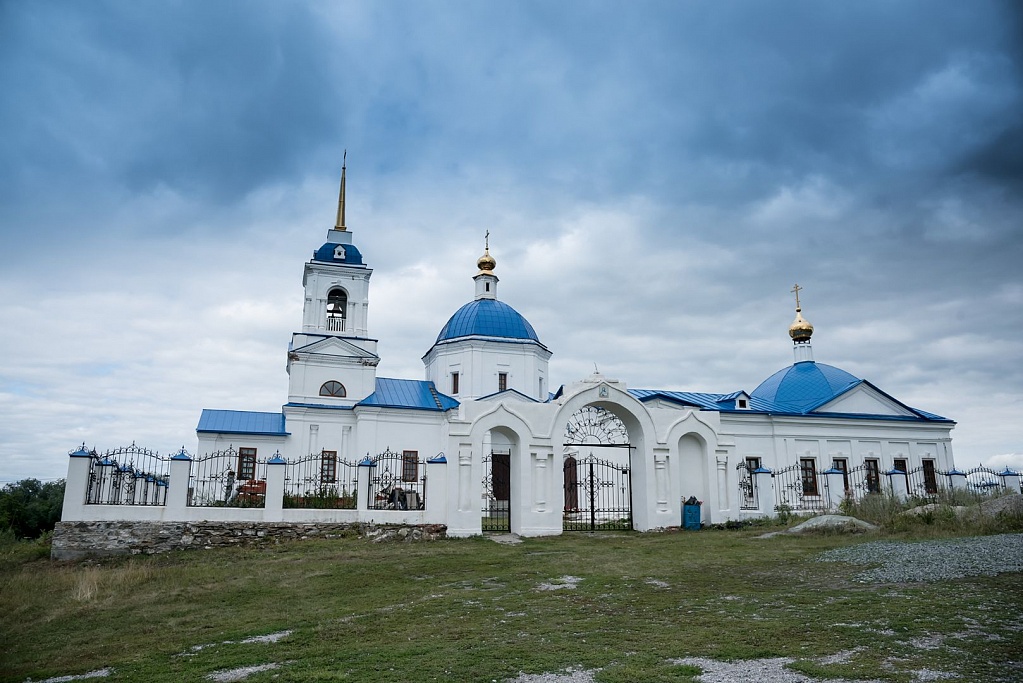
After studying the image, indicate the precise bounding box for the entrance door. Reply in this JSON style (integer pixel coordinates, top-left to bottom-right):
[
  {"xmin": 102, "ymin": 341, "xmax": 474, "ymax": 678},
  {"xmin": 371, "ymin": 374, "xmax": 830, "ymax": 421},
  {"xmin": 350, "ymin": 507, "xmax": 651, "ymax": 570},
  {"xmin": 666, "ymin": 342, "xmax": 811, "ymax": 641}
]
[
  {"xmin": 482, "ymin": 451, "xmax": 511, "ymax": 532},
  {"xmin": 563, "ymin": 454, "xmax": 632, "ymax": 531}
]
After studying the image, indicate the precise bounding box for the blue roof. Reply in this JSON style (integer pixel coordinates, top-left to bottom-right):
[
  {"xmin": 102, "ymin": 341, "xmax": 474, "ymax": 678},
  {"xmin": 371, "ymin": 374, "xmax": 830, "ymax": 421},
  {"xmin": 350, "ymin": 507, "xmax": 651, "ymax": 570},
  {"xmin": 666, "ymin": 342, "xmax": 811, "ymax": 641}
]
[
  {"xmin": 358, "ymin": 378, "xmax": 459, "ymax": 411},
  {"xmin": 750, "ymin": 361, "xmax": 860, "ymax": 413},
  {"xmin": 632, "ymin": 360, "xmax": 951, "ymax": 423},
  {"xmin": 312, "ymin": 242, "xmax": 364, "ymax": 265},
  {"xmin": 435, "ymin": 299, "xmax": 540, "ymax": 344},
  {"xmin": 196, "ymin": 409, "xmax": 288, "ymax": 435}
]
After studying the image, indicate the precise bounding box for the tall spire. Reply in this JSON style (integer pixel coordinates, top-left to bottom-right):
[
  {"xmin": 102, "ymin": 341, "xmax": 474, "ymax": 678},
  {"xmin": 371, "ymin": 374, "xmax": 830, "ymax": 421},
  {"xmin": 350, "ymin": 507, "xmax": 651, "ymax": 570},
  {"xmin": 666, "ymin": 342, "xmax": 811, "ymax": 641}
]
[
  {"xmin": 334, "ymin": 150, "xmax": 347, "ymax": 231},
  {"xmin": 474, "ymin": 231, "xmax": 498, "ymax": 300}
]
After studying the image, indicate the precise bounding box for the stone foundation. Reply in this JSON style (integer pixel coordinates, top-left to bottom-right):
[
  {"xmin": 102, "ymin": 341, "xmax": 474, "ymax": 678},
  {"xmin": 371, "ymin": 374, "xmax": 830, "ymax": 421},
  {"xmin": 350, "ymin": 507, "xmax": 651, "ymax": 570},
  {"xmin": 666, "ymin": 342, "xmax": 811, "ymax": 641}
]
[{"xmin": 51, "ymin": 520, "xmax": 448, "ymax": 560}]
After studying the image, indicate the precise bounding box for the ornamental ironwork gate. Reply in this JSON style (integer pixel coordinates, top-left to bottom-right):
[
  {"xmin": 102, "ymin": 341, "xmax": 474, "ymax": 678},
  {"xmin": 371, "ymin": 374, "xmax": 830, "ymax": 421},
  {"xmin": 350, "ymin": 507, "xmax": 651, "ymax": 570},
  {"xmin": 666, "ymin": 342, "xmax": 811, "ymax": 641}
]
[
  {"xmin": 482, "ymin": 451, "xmax": 511, "ymax": 532},
  {"xmin": 563, "ymin": 454, "xmax": 632, "ymax": 531}
]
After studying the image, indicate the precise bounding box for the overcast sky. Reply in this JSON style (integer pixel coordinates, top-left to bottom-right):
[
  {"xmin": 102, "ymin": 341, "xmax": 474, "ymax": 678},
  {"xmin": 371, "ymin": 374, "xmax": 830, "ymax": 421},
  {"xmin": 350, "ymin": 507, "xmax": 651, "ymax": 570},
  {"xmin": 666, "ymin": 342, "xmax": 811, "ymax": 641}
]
[{"xmin": 2, "ymin": 0, "xmax": 1022, "ymax": 484}]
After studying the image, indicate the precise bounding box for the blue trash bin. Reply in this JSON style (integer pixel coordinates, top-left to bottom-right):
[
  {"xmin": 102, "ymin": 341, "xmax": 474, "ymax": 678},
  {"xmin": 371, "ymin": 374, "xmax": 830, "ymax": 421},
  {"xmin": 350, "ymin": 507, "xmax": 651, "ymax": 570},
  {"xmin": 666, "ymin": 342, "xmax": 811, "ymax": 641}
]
[{"xmin": 682, "ymin": 502, "xmax": 701, "ymax": 530}]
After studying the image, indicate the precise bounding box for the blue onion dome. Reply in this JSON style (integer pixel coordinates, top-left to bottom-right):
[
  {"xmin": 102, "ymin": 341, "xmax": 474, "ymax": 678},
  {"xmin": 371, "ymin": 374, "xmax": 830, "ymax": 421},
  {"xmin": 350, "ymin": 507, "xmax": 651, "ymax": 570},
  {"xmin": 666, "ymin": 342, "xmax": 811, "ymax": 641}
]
[
  {"xmin": 751, "ymin": 362, "xmax": 860, "ymax": 413},
  {"xmin": 436, "ymin": 299, "xmax": 540, "ymax": 343}
]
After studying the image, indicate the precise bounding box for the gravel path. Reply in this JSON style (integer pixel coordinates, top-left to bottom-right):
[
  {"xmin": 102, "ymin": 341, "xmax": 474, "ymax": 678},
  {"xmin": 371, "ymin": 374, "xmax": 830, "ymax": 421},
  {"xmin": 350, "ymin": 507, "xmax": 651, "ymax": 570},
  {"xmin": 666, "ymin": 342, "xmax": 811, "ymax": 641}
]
[{"xmin": 816, "ymin": 532, "xmax": 1023, "ymax": 583}]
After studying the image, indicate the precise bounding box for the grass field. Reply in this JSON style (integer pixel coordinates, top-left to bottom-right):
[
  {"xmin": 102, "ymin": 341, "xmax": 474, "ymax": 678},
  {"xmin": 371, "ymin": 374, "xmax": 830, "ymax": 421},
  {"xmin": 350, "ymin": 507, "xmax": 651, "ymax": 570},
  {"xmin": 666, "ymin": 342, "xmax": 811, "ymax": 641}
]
[{"xmin": 1, "ymin": 525, "xmax": 1020, "ymax": 683}]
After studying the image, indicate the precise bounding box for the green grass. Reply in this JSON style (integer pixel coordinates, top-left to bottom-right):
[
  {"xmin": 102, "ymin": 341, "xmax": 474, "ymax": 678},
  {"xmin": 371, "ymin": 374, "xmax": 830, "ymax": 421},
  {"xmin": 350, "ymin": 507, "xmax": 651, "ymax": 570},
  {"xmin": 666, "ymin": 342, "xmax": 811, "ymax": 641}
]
[{"xmin": 1, "ymin": 526, "xmax": 1020, "ymax": 682}]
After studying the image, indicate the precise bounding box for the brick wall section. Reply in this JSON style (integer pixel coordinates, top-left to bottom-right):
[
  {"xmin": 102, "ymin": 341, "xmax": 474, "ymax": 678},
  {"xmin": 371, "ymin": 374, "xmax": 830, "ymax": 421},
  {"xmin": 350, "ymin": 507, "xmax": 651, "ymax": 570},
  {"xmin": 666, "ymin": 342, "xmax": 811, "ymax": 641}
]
[{"xmin": 51, "ymin": 521, "xmax": 448, "ymax": 560}]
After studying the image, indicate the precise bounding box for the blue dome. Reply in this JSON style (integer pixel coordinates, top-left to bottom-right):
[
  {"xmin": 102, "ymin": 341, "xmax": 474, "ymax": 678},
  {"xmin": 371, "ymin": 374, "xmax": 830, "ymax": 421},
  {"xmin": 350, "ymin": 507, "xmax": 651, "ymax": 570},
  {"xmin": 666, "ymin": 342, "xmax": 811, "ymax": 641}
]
[
  {"xmin": 312, "ymin": 242, "xmax": 364, "ymax": 265},
  {"xmin": 751, "ymin": 361, "xmax": 860, "ymax": 413},
  {"xmin": 436, "ymin": 299, "xmax": 540, "ymax": 343}
]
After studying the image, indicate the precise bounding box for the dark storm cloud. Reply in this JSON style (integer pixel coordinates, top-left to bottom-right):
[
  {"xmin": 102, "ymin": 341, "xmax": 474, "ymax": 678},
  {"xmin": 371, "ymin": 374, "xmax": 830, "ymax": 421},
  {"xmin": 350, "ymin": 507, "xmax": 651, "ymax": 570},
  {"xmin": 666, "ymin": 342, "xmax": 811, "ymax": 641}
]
[
  {"xmin": 0, "ymin": 0, "xmax": 340, "ymax": 206},
  {"xmin": 1, "ymin": 0, "xmax": 1022, "ymax": 480}
]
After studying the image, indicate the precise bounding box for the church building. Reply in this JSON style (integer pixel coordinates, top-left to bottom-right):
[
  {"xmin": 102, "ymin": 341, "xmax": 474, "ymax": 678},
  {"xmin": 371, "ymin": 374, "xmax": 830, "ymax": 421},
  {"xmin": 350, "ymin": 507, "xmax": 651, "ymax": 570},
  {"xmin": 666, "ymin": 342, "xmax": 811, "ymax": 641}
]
[{"xmin": 185, "ymin": 165, "xmax": 958, "ymax": 536}]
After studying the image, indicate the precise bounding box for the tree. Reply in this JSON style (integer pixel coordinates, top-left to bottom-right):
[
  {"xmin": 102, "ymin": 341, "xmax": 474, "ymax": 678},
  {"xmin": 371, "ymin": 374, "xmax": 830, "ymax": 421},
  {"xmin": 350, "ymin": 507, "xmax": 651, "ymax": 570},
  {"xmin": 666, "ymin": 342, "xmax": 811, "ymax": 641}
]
[{"xmin": 0, "ymin": 479, "xmax": 65, "ymax": 539}]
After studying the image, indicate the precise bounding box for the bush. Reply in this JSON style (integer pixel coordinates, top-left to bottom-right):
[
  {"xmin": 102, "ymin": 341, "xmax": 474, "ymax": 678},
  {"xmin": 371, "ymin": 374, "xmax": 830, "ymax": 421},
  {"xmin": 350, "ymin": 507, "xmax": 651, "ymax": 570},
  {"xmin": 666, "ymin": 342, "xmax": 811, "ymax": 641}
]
[{"xmin": 0, "ymin": 479, "xmax": 65, "ymax": 539}]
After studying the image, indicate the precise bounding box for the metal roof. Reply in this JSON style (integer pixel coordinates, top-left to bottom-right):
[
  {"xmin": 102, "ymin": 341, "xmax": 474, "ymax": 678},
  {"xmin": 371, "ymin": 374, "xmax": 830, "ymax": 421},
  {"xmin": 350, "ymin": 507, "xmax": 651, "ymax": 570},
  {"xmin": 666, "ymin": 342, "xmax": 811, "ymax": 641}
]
[
  {"xmin": 358, "ymin": 378, "xmax": 459, "ymax": 411},
  {"xmin": 312, "ymin": 242, "xmax": 364, "ymax": 265},
  {"xmin": 196, "ymin": 409, "xmax": 288, "ymax": 435},
  {"xmin": 750, "ymin": 361, "xmax": 859, "ymax": 413},
  {"xmin": 632, "ymin": 360, "xmax": 951, "ymax": 422},
  {"xmin": 435, "ymin": 299, "xmax": 540, "ymax": 343}
]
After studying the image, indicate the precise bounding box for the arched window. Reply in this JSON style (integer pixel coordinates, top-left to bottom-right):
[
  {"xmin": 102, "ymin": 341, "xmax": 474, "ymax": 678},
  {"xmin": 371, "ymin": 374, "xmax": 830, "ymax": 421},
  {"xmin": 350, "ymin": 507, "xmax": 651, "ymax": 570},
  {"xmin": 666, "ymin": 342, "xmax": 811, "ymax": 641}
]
[
  {"xmin": 319, "ymin": 380, "xmax": 346, "ymax": 397},
  {"xmin": 326, "ymin": 288, "xmax": 347, "ymax": 332}
]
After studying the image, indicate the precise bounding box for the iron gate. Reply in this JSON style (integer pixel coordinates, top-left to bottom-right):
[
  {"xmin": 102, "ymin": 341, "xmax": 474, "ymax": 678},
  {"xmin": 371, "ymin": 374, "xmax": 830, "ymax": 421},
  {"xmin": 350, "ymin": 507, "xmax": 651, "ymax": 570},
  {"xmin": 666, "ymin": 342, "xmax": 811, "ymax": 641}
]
[
  {"xmin": 563, "ymin": 454, "xmax": 632, "ymax": 531},
  {"xmin": 482, "ymin": 451, "xmax": 511, "ymax": 532}
]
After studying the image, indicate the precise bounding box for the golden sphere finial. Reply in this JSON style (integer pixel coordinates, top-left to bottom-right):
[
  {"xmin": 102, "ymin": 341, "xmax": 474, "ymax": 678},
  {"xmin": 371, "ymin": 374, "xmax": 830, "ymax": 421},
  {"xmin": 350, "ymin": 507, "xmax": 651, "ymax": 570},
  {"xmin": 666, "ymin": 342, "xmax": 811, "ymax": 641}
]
[
  {"xmin": 477, "ymin": 230, "xmax": 496, "ymax": 274},
  {"xmin": 788, "ymin": 283, "xmax": 813, "ymax": 342}
]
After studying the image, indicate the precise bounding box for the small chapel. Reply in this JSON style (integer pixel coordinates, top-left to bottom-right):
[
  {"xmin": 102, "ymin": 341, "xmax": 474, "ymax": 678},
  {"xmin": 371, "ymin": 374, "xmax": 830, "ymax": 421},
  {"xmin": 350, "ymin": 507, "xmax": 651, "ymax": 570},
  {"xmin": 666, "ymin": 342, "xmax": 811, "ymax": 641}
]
[{"xmin": 58, "ymin": 165, "xmax": 963, "ymax": 543}]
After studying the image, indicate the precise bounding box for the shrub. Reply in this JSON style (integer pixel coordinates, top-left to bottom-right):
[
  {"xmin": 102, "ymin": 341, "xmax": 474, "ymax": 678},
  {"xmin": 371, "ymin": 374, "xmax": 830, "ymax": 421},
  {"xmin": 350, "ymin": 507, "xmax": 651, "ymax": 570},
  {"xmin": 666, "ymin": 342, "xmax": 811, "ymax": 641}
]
[{"xmin": 0, "ymin": 479, "xmax": 65, "ymax": 539}]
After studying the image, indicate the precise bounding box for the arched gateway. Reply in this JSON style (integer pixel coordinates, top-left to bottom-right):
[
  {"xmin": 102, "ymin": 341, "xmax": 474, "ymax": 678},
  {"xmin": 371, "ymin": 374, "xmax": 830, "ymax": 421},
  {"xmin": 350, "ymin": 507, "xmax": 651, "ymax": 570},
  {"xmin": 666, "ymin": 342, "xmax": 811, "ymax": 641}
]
[{"xmin": 562, "ymin": 405, "xmax": 633, "ymax": 531}]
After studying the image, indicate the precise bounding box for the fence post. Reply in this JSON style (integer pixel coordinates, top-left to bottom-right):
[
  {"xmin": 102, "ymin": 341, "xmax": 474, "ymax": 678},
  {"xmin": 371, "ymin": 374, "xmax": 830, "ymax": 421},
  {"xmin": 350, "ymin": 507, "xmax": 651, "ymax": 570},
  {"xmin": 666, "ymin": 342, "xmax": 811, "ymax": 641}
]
[
  {"xmin": 167, "ymin": 449, "xmax": 192, "ymax": 516},
  {"xmin": 356, "ymin": 456, "xmax": 374, "ymax": 511},
  {"xmin": 61, "ymin": 445, "xmax": 93, "ymax": 521},
  {"xmin": 947, "ymin": 468, "xmax": 967, "ymax": 491},
  {"xmin": 999, "ymin": 468, "xmax": 1021, "ymax": 494},
  {"xmin": 265, "ymin": 454, "xmax": 286, "ymax": 520},
  {"xmin": 753, "ymin": 467, "xmax": 775, "ymax": 516},
  {"xmin": 886, "ymin": 467, "xmax": 908, "ymax": 502},
  {"xmin": 425, "ymin": 453, "xmax": 448, "ymax": 524},
  {"xmin": 823, "ymin": 468, "xmax": 847, "ymax": 511}
]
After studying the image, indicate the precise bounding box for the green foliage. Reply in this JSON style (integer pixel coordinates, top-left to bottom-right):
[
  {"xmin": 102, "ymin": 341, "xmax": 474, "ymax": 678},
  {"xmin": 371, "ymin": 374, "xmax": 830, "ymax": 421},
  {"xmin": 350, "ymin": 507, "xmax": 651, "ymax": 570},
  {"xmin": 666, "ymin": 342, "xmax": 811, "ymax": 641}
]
[
  {"xmin": 3, "ymin": 530, "xmax": 1019, "ymax": 682},
  {"xmin": 840, "ymin": 489, "xmax": 1023, "ymax": 536},
  {"xmin": 282, "ymin": 486, "xmax": 356, "ymax": 509},
  {"xmin": 0, "ymin": 479, "xmax": 64, "ymax": 539},
  {"xmin": 774, "ymin": 502, "xmax": 793, "ymax": 525}
]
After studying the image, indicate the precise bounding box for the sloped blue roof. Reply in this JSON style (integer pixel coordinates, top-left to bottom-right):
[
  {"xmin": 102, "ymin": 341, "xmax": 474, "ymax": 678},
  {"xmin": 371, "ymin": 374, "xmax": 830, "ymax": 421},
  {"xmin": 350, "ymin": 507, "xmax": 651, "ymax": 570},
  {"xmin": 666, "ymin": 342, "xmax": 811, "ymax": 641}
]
[
  {"xmin": 435, "ymin": 299, "xmax": 540, "ymax": 344},
  {"xmin": 751, "ymin": 361, "xmax": 859, "ymax": 413},
  {"xmin": 358, "ymin": 378, "xmax": 459, "ymax": 412},
  {"xmin": 312, "ymin": 242, "xmax": 364, "ymax": 265},
  {"xmin": 196, "ymin": 409, "xmax": 288, "ymax": 435},
  {"xmin": 632, "ymin": 361, "xmax": 951, "ymax": 423}
]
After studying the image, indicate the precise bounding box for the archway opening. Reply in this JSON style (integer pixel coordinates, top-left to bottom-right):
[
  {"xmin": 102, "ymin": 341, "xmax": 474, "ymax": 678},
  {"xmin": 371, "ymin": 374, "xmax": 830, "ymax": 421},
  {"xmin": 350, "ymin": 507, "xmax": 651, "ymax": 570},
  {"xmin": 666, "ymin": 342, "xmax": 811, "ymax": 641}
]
[
  {"xmin": 562, "ymin": 405, "xmax": 633, "ymax": 531},
  {"xmin": 481, "ymin": 427, "xmax": 515, "ymax": 533}
]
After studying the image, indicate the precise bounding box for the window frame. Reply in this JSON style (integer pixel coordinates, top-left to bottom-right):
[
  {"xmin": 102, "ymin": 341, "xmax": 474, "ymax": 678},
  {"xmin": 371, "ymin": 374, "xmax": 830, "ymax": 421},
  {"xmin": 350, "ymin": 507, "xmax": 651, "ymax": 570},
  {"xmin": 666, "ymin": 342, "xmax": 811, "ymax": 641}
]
[
  {"xmin": 401, "ymin": 450, "xmax": 419, "ymax": 483},
  {"xmin": 800, "ymin": 458, "xmax": 819, "ymax": 496},
  {"xmin": 451, "ymin": 372, "xmax": 459, "ymax": 395},
  {"xmin": 922, "ymin": 459, "xmax": 938, "ymax": 495},
  {"xmin": 319, "ymin": 380, "xmax": 347, "ymax": 398},
  {"xmin": 320, "ymin": 450, "xmax": 338, "ymax": 484},
  {"xmin": 865, "ymin": 458, "xmax": 881, "ymax": 494},
  {"xmin": 238, "ymin": 447, "xmax": 257, "ymax": 481},
  {"xmin": 498, "ymin": 372, "xmax": 508, "ymax": 392},
  {"xmin": 832, "ymin": 457, "xmax": 850, "ymax": 493}
]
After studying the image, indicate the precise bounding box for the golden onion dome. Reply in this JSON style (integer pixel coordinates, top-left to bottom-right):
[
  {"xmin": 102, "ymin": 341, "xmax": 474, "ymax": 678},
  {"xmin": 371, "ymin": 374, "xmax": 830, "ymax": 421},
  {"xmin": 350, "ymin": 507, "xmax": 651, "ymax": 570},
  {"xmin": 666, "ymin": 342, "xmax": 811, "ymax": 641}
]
[
  {"xmin": 789, "ymin": 308, "xmax": 814, "ymax": 342},
  {"xmin": 477, "ymin": 248, "xmax": 496, "ymax": 275}
]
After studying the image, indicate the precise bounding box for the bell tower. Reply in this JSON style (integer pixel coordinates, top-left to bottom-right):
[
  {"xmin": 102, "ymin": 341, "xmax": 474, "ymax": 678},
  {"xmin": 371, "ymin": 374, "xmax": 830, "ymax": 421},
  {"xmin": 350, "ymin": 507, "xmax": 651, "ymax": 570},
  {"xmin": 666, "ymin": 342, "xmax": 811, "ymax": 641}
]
[{"xmin": 286, "ymin": 155, "xmax": 380, "ymax": 406}]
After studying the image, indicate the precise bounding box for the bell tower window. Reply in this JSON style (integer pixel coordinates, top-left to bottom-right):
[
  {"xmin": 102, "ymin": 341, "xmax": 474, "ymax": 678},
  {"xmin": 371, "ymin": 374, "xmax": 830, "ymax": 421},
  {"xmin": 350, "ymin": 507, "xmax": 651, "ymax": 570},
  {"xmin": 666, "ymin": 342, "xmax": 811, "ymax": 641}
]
[
  {"xmin": 319, "ymin": 380, "xmax": 346, "ymax": 397},
  {"xmin": 326, "ymin": 288, "xmax": 347, "ymax": 332}
]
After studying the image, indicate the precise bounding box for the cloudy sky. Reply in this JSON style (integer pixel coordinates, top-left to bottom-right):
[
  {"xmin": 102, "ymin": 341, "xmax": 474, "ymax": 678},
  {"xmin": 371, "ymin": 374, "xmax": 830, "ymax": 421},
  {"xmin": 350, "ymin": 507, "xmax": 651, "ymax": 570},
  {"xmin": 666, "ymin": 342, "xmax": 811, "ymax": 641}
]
[{"xmin": 1, "ymin": 0, "xmax": 1021, "ymax": 484}]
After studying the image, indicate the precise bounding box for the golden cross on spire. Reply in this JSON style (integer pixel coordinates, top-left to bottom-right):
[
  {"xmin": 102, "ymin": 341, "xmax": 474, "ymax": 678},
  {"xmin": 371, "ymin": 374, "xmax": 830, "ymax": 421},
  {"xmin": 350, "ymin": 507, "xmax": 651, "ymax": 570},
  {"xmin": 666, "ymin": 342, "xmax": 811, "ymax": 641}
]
[{"xmin": 791, "ymin": 283, "xmax": 803, "ymax": 310}]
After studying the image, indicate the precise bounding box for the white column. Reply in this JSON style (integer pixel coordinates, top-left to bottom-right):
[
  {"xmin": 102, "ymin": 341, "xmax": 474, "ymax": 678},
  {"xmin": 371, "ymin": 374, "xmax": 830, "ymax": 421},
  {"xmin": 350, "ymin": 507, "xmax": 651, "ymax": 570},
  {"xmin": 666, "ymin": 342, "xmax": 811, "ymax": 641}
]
[
  {"xmin": 654, "ymin": 454, "xmax": 668, "ymax": 512},
  {"xmin": 167, "ymin": 452, "xmax": 192, "ymax": 516},
  {"xmin": 824, "ymin": 468, "xmax": 847, "ymax": 511},
  {"xmin": 755, "ymin": 468, "xmax": 776, "ymax": 515},
  {"xmin": 458, "ymin": 450, "xmax": 473, "ymax": 512},
  {"xmin": 425, "ymin": 454, "xmax": 448, "ymax": 524},
  {"xmin": 61, "ymin": 446, "xmax": 93, "ymax": 521},
  {"xmin": 265, "ymin": 455, "xmax": 286, "ymax": 520},
  {"xmin": 886, "ymin": 467, "xmax": 909, "ymax": 502},
  {"xmin": 716, "ymin": 454, "xmax": 729, "ymax": 512},
  {"xmin": 532, "ymin": 452, "xmax": 548, "ymax": 512},
  {"xmin": 999, "ymin": 468, "xmax": 1021, "ymax": 494},
  {"xmin": 947, "ymin": 468, "xmax": 967, "ymax": 491}
]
